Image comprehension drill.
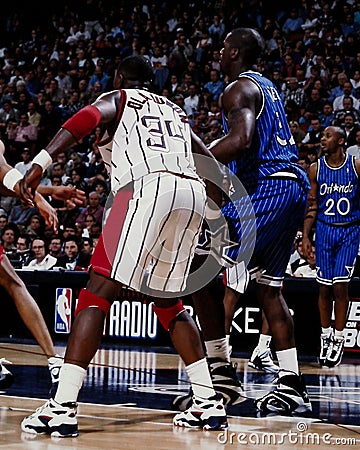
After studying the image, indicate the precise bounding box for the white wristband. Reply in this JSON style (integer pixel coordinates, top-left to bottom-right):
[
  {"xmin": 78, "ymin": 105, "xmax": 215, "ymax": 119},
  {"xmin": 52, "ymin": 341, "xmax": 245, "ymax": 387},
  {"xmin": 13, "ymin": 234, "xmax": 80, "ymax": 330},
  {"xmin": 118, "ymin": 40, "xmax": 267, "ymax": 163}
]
[
  {"xmin": 3, "ymin": 168, "xmax": 23, "ymax": 192},
  {"xmin": 205, "ymin": 204, "xmax": 222, "ymax": 220},
  {"xmin": 32, "ymin": 149, "xmax": 53, "ymax": 172}
]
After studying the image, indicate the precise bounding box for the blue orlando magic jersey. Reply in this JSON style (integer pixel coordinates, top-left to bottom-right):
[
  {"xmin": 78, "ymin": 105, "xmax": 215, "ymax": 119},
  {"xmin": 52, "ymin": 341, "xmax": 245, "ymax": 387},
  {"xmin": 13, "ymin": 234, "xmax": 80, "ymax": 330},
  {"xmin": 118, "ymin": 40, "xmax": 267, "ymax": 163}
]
[
  {"xmin": 223, "ymin": 71, "xmax": 309, "ymax": 192},
  {"xmin": 317, "ymin": 154, "xmax": 360, "ymax": 225}
]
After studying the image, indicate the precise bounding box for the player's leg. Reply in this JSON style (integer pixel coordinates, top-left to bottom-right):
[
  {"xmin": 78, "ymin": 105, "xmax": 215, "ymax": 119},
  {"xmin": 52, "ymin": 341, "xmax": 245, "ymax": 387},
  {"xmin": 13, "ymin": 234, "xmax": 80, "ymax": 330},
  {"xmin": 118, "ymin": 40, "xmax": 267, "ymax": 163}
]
[
  {"xmin": 0, "ymin": 254, "xmax": 62, "ymax": 391},
  {"xmin": 249, "ymin": 311, "xmax": 279, "ymax": 373},
  {"xmin": 317, "ymin": 284, "xmax": 334, "ymax": 366},
  {"xmin": 252, "ymin": 179, "xmax": 311, "ymax": 415},
  {"xmin": 325, "ymin": 282, "xmax": 348, "ymax": 367},
  {"xmin": 153, "ymin": 296, "xmax": 227, "ymax": 430},
  {"xmin": 21, "ymin": 269, "xmax": 118, "ymax": 437}
]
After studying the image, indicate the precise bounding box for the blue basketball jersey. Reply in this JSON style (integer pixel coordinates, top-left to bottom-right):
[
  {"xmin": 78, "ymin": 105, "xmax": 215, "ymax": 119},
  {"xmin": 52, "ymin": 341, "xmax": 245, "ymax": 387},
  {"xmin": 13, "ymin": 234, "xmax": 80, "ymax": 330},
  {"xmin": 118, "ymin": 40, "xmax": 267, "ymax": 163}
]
[
  {"xmin": 317, "ymin": 154, "xmax": 360, "ymax": 225},
  {"xmin": 223, "ymin": 71, "xmax": 309, "ymax": 192}
]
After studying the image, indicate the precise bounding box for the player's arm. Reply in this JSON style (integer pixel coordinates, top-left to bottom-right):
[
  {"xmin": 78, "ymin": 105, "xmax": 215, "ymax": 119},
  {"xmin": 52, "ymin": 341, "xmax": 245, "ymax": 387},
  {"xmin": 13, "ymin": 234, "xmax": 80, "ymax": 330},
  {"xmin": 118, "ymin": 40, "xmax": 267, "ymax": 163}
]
[
  {"xmin": 208, "ymin": 79, "xmax": 259, "ymax": 164},
  {"xmin": 19, "ymin": 90, "xmax": 121, "ymax": 200},
  {"xmin": 302, "ymin": 162, "xmax": 318, "ymax": 259},
  {"xmin": 191, "ymin": 129, "xmax": 223, "ymax": 210},
  {"xmin": 37, "ymin": 185, "xmax": 86, "ymax": 208}
]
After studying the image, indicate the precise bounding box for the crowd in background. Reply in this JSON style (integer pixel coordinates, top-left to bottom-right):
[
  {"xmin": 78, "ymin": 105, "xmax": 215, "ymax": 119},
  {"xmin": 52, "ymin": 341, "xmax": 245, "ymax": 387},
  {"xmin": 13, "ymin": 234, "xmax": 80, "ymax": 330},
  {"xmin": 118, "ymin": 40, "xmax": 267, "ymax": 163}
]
[{"xmin": 0, "ymin": 0, "xmax": 360, "ymax": 273}]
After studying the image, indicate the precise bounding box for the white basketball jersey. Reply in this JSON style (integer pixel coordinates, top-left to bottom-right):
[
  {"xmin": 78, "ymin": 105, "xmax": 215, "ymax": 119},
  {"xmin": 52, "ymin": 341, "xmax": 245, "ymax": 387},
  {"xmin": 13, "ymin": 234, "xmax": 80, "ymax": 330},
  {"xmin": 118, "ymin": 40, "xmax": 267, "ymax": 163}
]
[{"xmin": 97, "ymin": 89, "xmax": 200, "ymax": 192}]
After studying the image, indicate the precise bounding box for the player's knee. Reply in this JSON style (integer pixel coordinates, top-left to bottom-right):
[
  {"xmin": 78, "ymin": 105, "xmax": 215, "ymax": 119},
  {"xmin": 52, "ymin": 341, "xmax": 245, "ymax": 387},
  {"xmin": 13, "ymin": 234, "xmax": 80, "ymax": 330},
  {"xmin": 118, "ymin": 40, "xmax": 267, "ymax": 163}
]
[
  {"xmin": 152, "ymin": 300, "xmax": 186, "ymax": 331},
  {"xmin": 75, "ymin": 288, "xmax": 112, "ymax": 316}
]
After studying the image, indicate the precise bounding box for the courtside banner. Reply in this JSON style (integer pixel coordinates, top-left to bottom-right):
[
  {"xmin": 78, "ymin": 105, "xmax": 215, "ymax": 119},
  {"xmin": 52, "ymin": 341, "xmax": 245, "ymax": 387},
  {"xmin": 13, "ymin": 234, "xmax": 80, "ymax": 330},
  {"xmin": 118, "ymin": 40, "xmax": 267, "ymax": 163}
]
[{"xmin": 54, "ymin": 288, "xmax": 72, "ymax": 334}]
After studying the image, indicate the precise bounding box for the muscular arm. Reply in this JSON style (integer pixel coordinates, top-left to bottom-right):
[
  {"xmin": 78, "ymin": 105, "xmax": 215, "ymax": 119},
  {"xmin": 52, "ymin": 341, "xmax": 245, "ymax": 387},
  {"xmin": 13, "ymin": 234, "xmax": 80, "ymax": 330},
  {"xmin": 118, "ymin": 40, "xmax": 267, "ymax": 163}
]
[
  {"xmin": 46, "ymin": 90, "xmax": 120, "ymax": 158},
  {"xmin": 302, "ymin": 162, "xmax": 318, "ymax": 259},
  {"xmin": 209, "ymin": 79, "xmax": 260, "ymax": 164},
  {"xmin": 20, "ymin": 90, "xmax": 121, "ymax": 200}
]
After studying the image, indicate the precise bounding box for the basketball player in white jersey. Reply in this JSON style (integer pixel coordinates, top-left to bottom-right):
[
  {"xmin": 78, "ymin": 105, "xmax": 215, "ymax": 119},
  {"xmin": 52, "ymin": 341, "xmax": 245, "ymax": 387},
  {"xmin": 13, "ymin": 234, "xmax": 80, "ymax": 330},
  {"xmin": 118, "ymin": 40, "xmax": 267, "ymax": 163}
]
[{"xmin": 20, "ymin": 56, "xmax": 228, "ymax": 437}]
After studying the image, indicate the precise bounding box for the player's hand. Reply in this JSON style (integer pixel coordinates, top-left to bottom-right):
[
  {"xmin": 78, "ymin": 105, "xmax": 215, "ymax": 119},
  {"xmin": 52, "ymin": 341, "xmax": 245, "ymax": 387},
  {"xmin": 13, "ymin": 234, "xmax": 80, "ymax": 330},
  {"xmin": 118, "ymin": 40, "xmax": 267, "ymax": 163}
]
[
  {"xmin": 18, "ymin": 164, "xmax": 43, "ymax": 203},
  {"xmin": 35, "ymin": 194, "xmax": 59, "ymax": 232},
  {"xmin": 51, "ymin": 185, "xmax": 86, "ymax": 208},
  {"xmin": 301, "ymin": 235, "xmax": 312, "ymax": 260}
]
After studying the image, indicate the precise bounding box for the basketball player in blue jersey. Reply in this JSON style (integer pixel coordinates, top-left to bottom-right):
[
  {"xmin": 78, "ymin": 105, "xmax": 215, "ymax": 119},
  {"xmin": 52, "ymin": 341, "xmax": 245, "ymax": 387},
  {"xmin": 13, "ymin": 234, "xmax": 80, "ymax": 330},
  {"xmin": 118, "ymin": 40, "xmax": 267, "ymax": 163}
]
[
  {"xmin": 188, "ymin": 28, "xmax": 313, "ymax": 416},
  {"xmin": 20, "ymin": 56, "xmax": 228, "ymax": 436},
  {"xmin": 302, "ymin": 126, "xmax": 360, "ymax": 368}
]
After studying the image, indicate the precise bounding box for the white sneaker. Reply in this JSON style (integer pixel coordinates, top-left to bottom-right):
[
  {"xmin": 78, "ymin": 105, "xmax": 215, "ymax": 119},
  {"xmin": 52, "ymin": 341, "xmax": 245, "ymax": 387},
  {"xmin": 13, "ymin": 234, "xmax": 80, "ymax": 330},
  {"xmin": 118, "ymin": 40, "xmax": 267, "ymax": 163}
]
[
  {"xmin": 248, "ymin": 346, "xmax": 279, "ymax": 374},
  {"xmin": 0, "ymin": 358, "xmax": 14, "ymax": 389},
  {"xmin": 21, "ymin": 398, "xmax": 78, "ymax": 437},
  {"xmin": 173, "ymin": 393, "xmax": 228, "ymax": 430}
]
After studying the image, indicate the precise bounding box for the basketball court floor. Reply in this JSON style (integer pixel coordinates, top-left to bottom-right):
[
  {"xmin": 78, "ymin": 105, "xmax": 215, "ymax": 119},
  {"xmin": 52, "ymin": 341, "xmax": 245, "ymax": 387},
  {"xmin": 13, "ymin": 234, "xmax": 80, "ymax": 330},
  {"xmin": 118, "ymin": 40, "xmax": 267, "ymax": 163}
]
[{"xmin": 0, "ymin": 341, "xmax": 359, "ymax": 449}]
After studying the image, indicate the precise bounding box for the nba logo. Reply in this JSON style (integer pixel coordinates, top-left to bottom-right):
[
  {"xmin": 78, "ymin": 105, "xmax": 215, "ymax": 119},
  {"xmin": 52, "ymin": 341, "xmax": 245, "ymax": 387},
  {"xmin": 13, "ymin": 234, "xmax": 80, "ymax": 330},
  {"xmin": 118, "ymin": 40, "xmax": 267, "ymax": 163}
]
[{"xmin": 55, "ymin": 288, "xmax": 72, "ymax": 333}]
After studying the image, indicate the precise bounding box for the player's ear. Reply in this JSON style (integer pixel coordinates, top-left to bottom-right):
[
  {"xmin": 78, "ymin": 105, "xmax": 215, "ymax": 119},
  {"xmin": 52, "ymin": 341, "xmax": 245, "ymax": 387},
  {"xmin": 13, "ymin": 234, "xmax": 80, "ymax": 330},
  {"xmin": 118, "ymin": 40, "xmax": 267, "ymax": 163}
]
[
  {"xmin": 114, "ymin": 71, "xmax": 124, "ymax": 89},
  {"xmin": 230, "ymin": 47, "xmax": 239, "ymax": 60}
]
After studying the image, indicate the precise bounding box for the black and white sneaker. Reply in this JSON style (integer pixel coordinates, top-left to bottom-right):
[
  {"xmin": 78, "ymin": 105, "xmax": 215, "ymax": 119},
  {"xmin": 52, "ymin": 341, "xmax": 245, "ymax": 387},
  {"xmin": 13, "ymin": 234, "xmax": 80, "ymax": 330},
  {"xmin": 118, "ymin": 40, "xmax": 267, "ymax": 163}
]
[
  {"xmin": 248, "ymin": 346, "xmax": 279, "ymax": 374},
  {"xmin": 0, "ymin": 358, "xmax": 14, "ymax": 389},
  {"xmin": 255, "ymin": 370, "xmax": 312, "ymax": 416},
  {"xmin": 319, "ymin": 333, "xmax": 333, "ymax": 367},
  {"xmin": 325, "ymin": 336, "xmax": 345, "ymax": 368},
  {"xmin": 173, "ymin": 393, "xmax": 228, "ymax": 430},
  {"xmin": 171, "ymin": 357, "xmax": 244, "ymax": 411},
  {"xmin": 208, "ymin": 358, "xmax": 244, "ymax": 406}
]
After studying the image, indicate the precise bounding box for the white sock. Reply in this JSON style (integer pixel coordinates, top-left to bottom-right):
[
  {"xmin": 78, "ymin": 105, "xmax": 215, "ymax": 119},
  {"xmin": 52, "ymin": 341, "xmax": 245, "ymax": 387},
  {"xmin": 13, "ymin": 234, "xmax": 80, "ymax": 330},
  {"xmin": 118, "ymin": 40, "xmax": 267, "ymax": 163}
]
[
  {"xmin": 258, "ymin": 334, "xmax": 272, "ymax": 349},
  {"xmin": 334, "ymin": 329, "xmax": 344, "ymax": 339},
  {"xmin": 186, "ymin": 358, "xmax": 216, "ymax": 399},
  {"xmin": 321, "ymin": 327, "xmax": 332, "ymax": 335},
  {"xmin": 54, "ymin": 363, "xmax": 86, "ymax": 404},
  {"xmin": 276, "ymin": 348, "xmax": 299, "ymax": 375},
  {"xmin": 205, "ymin": 337, "xmax": 231, "ymax": 362}
]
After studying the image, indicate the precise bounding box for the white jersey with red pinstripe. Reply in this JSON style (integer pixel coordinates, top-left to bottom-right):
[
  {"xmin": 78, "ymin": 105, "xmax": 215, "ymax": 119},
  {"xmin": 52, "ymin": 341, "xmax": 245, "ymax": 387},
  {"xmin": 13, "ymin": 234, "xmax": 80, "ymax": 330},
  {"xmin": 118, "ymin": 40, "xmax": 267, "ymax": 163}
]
[
  {"xmin": 91, "ymin": 89, "xmax": 206, "ymax": 293},
  {"xmin": 96, "ymin": 88, "xmax": 201, "ymax": 192}
]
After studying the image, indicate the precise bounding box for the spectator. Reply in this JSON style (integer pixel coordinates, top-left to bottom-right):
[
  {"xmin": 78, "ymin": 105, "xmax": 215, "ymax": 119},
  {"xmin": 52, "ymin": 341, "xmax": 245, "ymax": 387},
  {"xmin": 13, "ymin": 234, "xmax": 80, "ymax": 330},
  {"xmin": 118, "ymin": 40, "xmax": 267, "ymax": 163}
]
[
  {"xmin": 283, "ymin": 77, "xmax": 305, "ymax": 112},
  {"xmin": 293, "ymin": 245, "xmax": 317, "ymax": 278},
  {"xmin": 289, "ymin": 120, "xmax": 306, "ymax": 150},
  {"xmin": 38, "ymin": 100, "xmax": 63, "ymax": 148},
  {"xmin": 203, "ymin": 69, "xmax": 225, "ymax": 102},
  {"xmin": 183, "ymin": 83, "xmax": 199, "ymax": 117},
  {"xmin": 24, "ymin": 214, "xmax": 44, "ymax": 239},
  {"xmin": 341, "ymin": 112, "xmax": 360, "ymax": 149},
  {"xmin": 300, "ymin": 117, "xmax": 323, "ymax": 158},
  {"xmin": 27, "ymin": 101, "xmax": 42, "ymax": 128},
  {"xmin": 23, "ymin": 238, "xmax": 57, "ymax": 270},
  {"xmin": 75, "ymin": 191, "xmax": 104, "ymax": 228},
  {"xmin": 332, "ymin": 96, "xmax": 360, "ymax": 127},
  {"xmin": 332, "ymin": 81, "xmax": 360, "ymax": 112},
  {"xmin": 6, "ymin": 112, "xmax": 38, "ymax": 153},
  {"xmin": 10, "ymin": 234, "xmax": 32, "ymax": 268},
  {"xmin": 55, "ymin": 236, "xmax": 91, "ymax": 271},
  {"xmin": 1, "ymin": 223, "xmax": 18, "ymax": 253},
  {"xmin": 48, "ymin": 235, "xmax": 64, "ymax": 258},
  {"xmin": 347, "ymin": 128, "xmax": 360, "ymax": 159},
  {"xmin": 319, "ymin": 102, "xmax": 335, "ymax": 128},
  {"xmin": 81, "ymin": 236, "xmax": 94, "ymax": 255},
  {"xmin": 282, "ymin": 8, "xmax": 304, "ymax": 37},
  {"xmin": 14, "ymin": 148, "xmax": 32, "ymax": 175},
  {"xmin": 302, "ymin": 88, "xmax": 325, "ymax": 122},
  {"xmin": 7, "ymin": 201, "xmax": 38, "ymax": 228}
]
